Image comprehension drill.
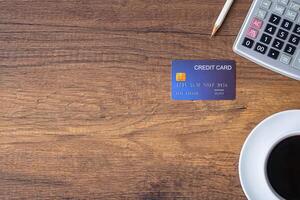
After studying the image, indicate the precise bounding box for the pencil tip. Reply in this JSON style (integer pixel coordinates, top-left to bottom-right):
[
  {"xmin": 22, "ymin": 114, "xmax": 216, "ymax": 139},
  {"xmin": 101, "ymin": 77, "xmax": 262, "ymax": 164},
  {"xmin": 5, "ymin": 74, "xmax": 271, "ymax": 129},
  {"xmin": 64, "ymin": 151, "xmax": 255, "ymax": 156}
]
[{"xmin": 211, "ymin": 26, "xmax": 218, "ymax": 38}]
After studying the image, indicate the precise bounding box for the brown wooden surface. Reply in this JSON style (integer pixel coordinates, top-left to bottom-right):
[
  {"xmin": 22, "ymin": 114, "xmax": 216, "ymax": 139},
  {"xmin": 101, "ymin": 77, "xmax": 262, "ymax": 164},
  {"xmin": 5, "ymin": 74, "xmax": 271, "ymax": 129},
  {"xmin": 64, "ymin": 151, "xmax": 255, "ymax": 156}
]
[{"xmin": 1, "ymin": 0, "xmax": 300, "ymax": 199}]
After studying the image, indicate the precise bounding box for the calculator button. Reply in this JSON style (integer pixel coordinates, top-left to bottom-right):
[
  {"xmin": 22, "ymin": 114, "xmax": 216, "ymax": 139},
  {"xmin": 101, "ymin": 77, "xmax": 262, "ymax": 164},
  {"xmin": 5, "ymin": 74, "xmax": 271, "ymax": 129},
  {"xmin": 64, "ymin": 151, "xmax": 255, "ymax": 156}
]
[
  {"xmin": 278, "ymin": 0, "xmax": 289, "ymax": 6},
  {"xmin": 261, "ymin": 0, "xmax": 272, "ymax": 9},
  {"xmin": 247, "ymin": 28, "xmax": 259, "ymax": 39},
  {"xmin": 280, "ymin": 54, "xmax": 292, "ymax": 64},
  {"xmin": 277, "ymin": 29, "xmax": 289, "ymax": 40},
  {"xmin": 242, "ymin": 38, "xmax": 255, "ymax": 48},
  {"xmin": 293, "ymin": 24, "xmax": 300, "ymax": 35},
  {"xmin": 285, "ymin": 9, "xmax": 298, "ymax": 21},
  {"xmin": 251, "ymin": 18, "xmax": 264, "ymax": 29},
  {"xmin": 289, "ymin": 34, "xmax": 300, "ymax": 45},
  {"xmin": 265, "ymin": 24, "xmax": 277, "ymax": 34},
  {"xmin": 273, "ymin": 4, "xmax": 286, "ymax": 15},
  {"xmin": 260, "ymin": 33, "xmax": 272, "ymax": 44},
  {"xmin": 272, "ymin": 38, "xmax": 285, "ymax": 49},
  {"xmin": 281, "ymin": 19, "xmax": 293, "ymax": 30},
  {"xmin": 254, "ymin": 43, "xmax": 268, "ymax": 54},
  {"xmin": 269, "ymin": 14, "xmax": 281, "ymax": 25},
  {"xmin": 284, "ymin": 43, "xmax": 296, "ymax": 55},
  {"xmin": 257, "ymin": 9, "xmax": 268, "ymax": 19},
  {"xmin": 292, "ymin": 52, "xmax": 300, "ymax": 70},
  {"xmin": 268, "ymin": 48, "xmax": 280, "ymax": 59},
  {"xmin": 290, "ymin": 2, "xmax": 300, "ymax": 11}
]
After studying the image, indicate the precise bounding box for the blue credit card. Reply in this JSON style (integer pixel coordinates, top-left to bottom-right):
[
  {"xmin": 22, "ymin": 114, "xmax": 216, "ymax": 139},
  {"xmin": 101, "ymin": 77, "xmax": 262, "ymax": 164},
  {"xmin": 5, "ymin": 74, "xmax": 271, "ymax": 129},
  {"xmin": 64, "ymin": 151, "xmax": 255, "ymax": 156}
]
[{"xmin": 172, "ymin": 60, "xmax": 236, "ymax": 100}]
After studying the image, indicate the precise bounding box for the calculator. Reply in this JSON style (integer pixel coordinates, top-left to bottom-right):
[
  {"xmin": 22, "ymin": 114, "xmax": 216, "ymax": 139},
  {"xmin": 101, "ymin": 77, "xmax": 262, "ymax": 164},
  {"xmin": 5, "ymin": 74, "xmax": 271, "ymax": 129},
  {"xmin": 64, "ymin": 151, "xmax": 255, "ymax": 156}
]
[{"xmin": 233, "ymin": 0, "xmax": 300, "ymax": 80}]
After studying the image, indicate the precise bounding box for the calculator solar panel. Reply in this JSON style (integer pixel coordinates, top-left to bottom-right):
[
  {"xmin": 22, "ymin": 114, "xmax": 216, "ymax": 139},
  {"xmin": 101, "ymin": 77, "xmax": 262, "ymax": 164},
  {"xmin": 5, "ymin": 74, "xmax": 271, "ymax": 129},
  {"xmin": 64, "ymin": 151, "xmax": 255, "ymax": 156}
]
[{"xmin": 234, "ymin": 0, "xmax": 300, "ymax": 80}]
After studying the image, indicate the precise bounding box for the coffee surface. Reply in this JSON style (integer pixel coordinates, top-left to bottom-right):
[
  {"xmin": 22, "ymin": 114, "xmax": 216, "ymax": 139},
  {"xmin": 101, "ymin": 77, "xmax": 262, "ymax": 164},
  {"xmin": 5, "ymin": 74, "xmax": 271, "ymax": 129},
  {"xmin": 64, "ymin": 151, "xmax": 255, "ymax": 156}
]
[{"xmin": 267, "ymin": 136, "xmax": 300, "ymax": 200}]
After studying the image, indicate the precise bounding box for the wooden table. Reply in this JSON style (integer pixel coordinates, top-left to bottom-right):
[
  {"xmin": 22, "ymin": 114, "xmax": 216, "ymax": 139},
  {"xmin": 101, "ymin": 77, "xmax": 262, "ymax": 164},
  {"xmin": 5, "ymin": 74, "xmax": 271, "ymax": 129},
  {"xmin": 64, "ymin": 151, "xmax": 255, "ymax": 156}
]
[{"xmin": 1, "ymin": 0, "xmax": 300, "ymax": 199}]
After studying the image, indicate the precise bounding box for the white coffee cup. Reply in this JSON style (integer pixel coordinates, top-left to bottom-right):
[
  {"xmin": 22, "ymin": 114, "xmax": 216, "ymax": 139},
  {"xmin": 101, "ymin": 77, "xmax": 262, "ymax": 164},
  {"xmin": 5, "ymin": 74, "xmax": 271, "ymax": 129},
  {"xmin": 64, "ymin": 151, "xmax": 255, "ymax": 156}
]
[{"xmin": 239, "ymin": 110, "xmax": 300, "ymax": 200}]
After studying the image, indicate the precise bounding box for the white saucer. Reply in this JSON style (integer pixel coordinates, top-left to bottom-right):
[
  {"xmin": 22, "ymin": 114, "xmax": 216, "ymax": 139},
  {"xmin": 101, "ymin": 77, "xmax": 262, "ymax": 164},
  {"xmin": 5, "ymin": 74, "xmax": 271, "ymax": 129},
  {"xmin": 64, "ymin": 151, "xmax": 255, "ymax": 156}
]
[{"xmin": 239, "ymin": 110, "xmax": 300, "ymax": 200}]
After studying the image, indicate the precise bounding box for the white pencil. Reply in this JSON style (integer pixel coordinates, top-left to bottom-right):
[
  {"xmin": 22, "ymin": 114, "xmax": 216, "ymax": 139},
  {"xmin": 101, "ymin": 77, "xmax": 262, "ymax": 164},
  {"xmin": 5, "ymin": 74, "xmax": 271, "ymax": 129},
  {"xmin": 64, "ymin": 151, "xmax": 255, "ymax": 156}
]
[{"xmin": 211, "ymin": 0, "xmax": 235, "ymax": 37}]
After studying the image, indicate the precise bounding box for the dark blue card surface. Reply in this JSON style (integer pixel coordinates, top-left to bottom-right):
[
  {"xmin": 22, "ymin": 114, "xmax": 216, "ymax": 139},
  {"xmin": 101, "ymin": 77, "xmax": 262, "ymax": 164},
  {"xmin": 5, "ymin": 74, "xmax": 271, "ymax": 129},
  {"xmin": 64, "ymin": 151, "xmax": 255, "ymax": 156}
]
[{"xmin": 172, "ymin": 60, "xmax": 236, "ymax": 100}]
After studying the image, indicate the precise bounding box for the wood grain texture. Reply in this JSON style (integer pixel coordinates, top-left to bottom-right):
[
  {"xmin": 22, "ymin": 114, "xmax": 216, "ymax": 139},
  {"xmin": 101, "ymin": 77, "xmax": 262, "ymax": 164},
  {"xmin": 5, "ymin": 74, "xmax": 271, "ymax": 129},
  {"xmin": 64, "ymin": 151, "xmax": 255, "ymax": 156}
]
[{"xmin": 0, "ymin": 0, "xmax": 300, "ymax": 199}]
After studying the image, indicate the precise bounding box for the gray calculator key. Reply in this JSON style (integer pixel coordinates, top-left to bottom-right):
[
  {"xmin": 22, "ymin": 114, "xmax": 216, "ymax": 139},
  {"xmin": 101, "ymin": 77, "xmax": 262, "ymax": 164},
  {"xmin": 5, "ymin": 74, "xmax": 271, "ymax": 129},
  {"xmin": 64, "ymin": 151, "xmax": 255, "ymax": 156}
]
[
  {"xmin": 261, "ymin": 0, "xmax": 272, "ymax": 9},
  {"xmin": 285, "ymin": 9, "xmax": 298, "ymax": 20},
  {"xmin": 293, "ymin": 52, "xmax": 300, "ymax": 70},
  {"xmin": 273, "ymin": 4, "xmax": 286, "ymax": 15},
  {"xmin": 257, "ymin": 9, "xmax": 268, "ymax": 19},
  {"xmin": 298, "ymin": 16, "xmax": 300, "ymax": 24},
  {"xmin": 278, "ymin": 0, "xmax": 289, "ymax": 6},
  {"xmin": 290, "ymin": 2, "xmax": 300, "ymax": 11},
  {"xmin": 280, "ymin": 54, "xmax": 292, "ymax": 64}
]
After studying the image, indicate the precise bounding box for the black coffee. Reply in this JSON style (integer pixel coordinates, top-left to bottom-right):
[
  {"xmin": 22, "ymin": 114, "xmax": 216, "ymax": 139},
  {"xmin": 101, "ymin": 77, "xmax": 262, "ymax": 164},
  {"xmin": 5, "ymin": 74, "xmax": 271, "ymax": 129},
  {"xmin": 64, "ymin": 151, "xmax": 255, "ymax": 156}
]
[{"xmin": 267, "ymin": 136, "xmax": 300, "ymax": 200}]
